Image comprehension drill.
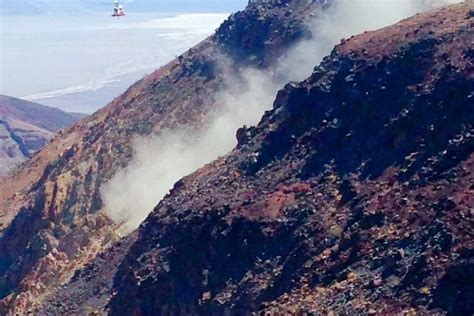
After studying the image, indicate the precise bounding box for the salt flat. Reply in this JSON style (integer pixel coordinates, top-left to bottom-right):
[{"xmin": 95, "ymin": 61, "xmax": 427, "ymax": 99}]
[{"xmin": 0, "ymin": 12, "xmax": 229, "ymax": 113}]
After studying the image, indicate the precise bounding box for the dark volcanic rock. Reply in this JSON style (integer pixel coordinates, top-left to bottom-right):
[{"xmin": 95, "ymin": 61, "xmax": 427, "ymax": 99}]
[
  {"xmin": 105, "ymin": 3, "xmax": 473, "ymax": 315},
  {"xmin": 36, "ymin": 233, "xmax": 138, "ymax": 316},
  {"xmin": 0, "ymin": 0, "xmax": 324, "ymax": 313},
  {"xmin": 217, "ymin": 0, "xmax": 322, "ymax": 67}
]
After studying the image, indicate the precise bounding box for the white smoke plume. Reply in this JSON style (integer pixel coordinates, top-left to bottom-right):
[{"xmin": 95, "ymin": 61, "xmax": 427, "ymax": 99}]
[
  {"xmin": 102, "ymin": 0, "xmax": 462, "ymax": 232},
  {"xmin": 101, "ymin": 69, "xmax": 278, "ymax": 230},
  {"xmin": 277, "ymin": 0, "xmax": 464, "ymax": 82}
]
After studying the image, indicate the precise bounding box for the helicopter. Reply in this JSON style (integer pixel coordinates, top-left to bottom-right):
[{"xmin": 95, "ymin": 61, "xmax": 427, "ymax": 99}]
[{"xmin": 111, "ymin": 0, "xmax": 126, "ymax": 18}]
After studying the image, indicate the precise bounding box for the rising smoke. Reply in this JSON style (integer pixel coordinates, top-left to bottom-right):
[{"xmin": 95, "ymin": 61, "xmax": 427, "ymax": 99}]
[
  {"xmin": 101, "ymin": 0, "xmax": 463, "ymax": 232},
  {"xmin": 101, "ymin": 69, "xmax": 278, "ymax": 230}
]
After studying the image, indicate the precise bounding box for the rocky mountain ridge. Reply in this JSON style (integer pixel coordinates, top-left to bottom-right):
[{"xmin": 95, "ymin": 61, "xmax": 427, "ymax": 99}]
[
  {"xmin": 0, "ymin": 0, "xmax": 326, "ymax": 313},
  {"xmin": 35, "ymin": 2, "xmax": 474, "ymax": 315},
  {"xmin": 0, "ymin": 95, "xmax": 84, "ymax": 176}
]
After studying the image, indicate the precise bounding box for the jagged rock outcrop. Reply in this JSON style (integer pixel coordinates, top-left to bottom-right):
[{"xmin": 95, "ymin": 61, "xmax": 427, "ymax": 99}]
[
  {"xmin": 97, "ymin": 3, "xmax": 471, "ymax": 315},
  {"xmin": 217, "ymin": 0, "xmax": 320, "ymax": 66},
  {"xmin": 0, "ymin": 0, "xmax": 325, "ymax": 313},
  {"xmin": 0, "ymin": 95, "xmax": 83, "ymax": 176}
]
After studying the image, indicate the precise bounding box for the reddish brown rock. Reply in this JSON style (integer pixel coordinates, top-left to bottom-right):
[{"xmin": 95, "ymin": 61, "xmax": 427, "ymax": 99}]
[
  {"xmin": 0, "ymin": 0, "xmax": 324, "ymax": 313},
  {"xmin": 103, "ymin": 3, "xmax": 473, "ymax": 315}
]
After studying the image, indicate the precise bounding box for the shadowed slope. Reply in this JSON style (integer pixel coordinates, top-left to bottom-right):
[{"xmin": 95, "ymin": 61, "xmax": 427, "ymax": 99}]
[
  {"xmin": 106, "ymin": 3, "xmax": 473, "ymax": 314},
  {"xmin": 0, "ymin": 1, "xmax": 324, "ymax": 313}
]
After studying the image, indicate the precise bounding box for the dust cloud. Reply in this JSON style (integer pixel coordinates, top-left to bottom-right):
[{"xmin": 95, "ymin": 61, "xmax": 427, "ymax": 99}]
[{"xmin": 102, "ymin": 0, "xmax": 462, "ymax": 231}]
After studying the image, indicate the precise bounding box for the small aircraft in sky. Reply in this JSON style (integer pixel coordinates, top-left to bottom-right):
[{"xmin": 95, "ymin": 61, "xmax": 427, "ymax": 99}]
[{"xmin": 111, "ymin": 0, "xmax": 126, "ymax": 18}]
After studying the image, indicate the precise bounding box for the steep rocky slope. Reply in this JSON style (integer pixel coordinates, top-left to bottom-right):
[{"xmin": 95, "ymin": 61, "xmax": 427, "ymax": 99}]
[
  {"xmin": 0, "ymin": 95, "xmax": 84, "ymax": 176},
  {"xmin": 70, "ymin": 3, "xmax": 471, "ymax": 315},
  {"xmin": 0, "ymin": 0, "xmax": 325, "ymax": 313}
]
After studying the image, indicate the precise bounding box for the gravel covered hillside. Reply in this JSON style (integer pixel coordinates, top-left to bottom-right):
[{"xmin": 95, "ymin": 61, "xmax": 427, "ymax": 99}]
[
  {"xmin": 0, "ymin": 1, "xmax": 325, "ymax": 313},
  {"xmin": 106, "ymin": 3, "xmax": 473, "ymax": 314}
]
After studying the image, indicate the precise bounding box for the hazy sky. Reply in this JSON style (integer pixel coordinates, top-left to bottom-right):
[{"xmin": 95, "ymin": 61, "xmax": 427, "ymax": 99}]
[
  {"xmin": 0, "ymin": 0, "xmax": 249, "ymax": 15},
  {"xmin": 0, "ymin": 1, "xmax": 248, "ymax": 113}
]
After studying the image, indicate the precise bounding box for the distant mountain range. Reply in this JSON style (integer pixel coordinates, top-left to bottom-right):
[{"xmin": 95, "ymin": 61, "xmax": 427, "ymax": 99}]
[
  {"xmin": 0, "ymin": 95, "xmax": 85, "ymax": 175},
  {"xmin": 0, "ymin": 0, "xmax": 247, "ymax": 15}
]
